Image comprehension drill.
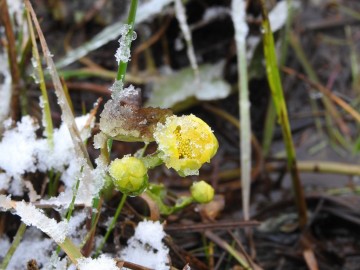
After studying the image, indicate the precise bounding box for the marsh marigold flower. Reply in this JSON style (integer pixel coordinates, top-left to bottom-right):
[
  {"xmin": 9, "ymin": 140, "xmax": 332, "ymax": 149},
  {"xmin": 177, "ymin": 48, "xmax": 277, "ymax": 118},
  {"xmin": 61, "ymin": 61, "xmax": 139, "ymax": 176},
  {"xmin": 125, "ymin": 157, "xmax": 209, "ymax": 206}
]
[
  {"xmin": 154, "ymin": 114, "xmax": 218, "ymax": 176},
  {"xmin": 108, "ymin": 156, "xmax": 148, "ymax": 196},
  {"xmin": 191, "ymin": 180, "xmax": 215, "ymax": 203}
]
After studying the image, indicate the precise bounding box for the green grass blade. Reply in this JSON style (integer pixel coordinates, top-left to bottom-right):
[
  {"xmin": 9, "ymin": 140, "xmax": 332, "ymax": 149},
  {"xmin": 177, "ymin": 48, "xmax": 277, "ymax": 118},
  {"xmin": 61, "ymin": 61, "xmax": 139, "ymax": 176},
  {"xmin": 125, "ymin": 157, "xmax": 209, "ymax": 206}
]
[{"xmin": 259, "ymin": 0, "xmax": 307, "ymax": 228}]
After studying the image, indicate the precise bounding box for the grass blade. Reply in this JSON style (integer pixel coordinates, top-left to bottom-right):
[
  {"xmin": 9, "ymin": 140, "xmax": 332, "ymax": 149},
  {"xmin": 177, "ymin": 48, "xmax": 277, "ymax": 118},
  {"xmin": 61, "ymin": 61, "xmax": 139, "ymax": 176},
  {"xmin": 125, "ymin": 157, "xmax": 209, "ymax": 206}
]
[{"xmin": 259, "ymin": 0, "xmax": 307, "ymax": 228}]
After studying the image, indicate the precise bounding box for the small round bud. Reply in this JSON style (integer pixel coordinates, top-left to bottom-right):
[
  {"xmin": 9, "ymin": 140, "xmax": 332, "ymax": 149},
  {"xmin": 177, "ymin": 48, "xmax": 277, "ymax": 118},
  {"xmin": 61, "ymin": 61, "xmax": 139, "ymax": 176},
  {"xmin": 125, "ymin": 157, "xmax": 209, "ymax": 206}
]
[
  {"xmin": 108, "ymin": 156, "xmax": 148, "ymax": 196},
  {"xmin": 190, "ymin": 180, "xmax": 215, "ymax": 204}
]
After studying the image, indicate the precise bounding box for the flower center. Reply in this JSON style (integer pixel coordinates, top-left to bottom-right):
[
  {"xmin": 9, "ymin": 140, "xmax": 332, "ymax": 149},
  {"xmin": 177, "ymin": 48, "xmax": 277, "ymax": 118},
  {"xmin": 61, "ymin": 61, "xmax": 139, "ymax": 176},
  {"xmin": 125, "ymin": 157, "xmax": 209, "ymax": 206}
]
[{"xmin": 174, "ymin": 126, "xmax": 192, "ymax": 159}]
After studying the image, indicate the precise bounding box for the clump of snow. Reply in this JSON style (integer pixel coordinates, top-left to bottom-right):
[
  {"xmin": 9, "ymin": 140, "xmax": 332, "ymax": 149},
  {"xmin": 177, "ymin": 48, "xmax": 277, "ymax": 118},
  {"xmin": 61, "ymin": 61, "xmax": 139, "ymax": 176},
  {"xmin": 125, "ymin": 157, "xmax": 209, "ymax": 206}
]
[
  {"xmin": 77, "ymin": 254, "xmax": 119, "ymax": 270},
  {"xmin": 15, "ymin": 201, "xmax": 69, "ymax": 243},
  {"xmin": 93, "ymin": 132, "xmax": 108, "ymax": 149},
  {"xmin": 0, "ymin": 116, "xmax": 38, "ymax": 178},
  {"xmin": 109, "ymin": 80, "xmax": 124, "ymax": 102},
  {"xmin": 0, "ymin": 114, "xmax": 94, "ymax": 196},
  {"xmin": 115, "ymin": 24, "xmax": 137, "ymax": 64},
  {"xmin": 120, "ymin": 220, "xmax": 169, "ymax": 270}
]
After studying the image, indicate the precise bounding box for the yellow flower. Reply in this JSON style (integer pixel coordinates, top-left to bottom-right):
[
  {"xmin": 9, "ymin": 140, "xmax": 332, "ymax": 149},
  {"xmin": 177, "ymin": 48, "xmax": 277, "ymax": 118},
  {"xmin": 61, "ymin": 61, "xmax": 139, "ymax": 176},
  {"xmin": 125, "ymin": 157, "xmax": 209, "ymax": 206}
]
[
  {"xmin": 154, "ymin": 114, "xmax": 218, "ymax": 176},
  {"xmin": 108, "ymin": 156, "xmax": 148, "ymax": 196},
  {"xmin": 190, "ymin": 180, "xmax": 215, "ymax": 203}
]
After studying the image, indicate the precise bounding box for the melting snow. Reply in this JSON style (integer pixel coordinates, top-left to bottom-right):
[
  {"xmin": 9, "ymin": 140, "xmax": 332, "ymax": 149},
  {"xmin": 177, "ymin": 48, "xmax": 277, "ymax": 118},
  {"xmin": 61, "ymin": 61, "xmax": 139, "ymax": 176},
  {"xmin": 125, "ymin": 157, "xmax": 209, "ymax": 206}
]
[{"xmin": 120, "ymin": 220, "xmax": 169, "ymax": 270}]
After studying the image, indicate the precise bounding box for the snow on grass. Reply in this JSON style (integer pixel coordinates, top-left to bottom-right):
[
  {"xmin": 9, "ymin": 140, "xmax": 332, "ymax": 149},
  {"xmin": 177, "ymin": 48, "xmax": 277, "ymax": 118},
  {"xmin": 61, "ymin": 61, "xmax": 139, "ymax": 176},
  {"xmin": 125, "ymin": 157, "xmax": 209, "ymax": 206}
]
[
  {"xmin": 120, "ymin": 220, "xmax": 170, "ymax": 270},
  {"xmin": 0, "ymin": 114, "xmax": 94, "ymax": 198},
  {"xmin": 15, "ymin": 201, "xmax": 69, "ymax": 243},
  {"xmin": 77, "ymin": 255, "xmax": 119, "ymax": 270},
  {"xmin": 114, "ymin": 25, "xmax": 136, "ymax": 65}
]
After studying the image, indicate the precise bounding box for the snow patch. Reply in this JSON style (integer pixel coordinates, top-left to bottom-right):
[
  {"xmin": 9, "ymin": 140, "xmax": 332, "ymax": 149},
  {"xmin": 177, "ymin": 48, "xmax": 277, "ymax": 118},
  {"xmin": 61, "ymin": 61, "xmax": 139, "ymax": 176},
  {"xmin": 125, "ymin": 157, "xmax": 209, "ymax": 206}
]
[
  {"xmin": 120, "ymin": 220, "xmax": 169, "ymax": 270},
  {"xmin": 77, "ymin": 254, "xmax": 119, "ymax": 270}
]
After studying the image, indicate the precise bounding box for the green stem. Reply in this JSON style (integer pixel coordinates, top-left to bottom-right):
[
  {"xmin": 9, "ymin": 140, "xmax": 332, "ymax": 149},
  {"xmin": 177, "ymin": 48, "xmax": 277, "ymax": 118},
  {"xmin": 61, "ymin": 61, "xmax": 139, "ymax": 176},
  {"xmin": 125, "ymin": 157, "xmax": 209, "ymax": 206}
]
[
  {"xmin": 58, "ymin": 237, "xmax": 84, "ymax": 265},
  {"xmin": 117, "ymin": 0, "xmax": 138, "ymax": 82},
  {"xmin": 95, "ymin": 194, "xmax": 127, "ymax": 257},
  {"xmin": 262, "ymin": 0, "xmax": 294, "ymax": 156},
  {"xmin": 0, "ymin": 223, "xmax": 27, "ymax": 269},
  {"xmin": 259, "ymin": 0, "xmax": 307, "ymax": 228}
]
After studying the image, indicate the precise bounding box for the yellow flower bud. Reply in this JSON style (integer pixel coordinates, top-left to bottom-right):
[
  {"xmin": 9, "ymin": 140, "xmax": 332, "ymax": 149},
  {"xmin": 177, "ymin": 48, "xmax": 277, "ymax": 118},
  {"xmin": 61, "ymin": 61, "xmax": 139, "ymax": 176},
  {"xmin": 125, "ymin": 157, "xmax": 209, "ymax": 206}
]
[
  {"xmin": 190, "ymin": 181, "xmax": 214, "ymax": 204},
  {"xmin": 153, "ymin": 114, "xmax": 218, "ymax": 176},
  {"xmin": 108, "ymin": 156, "xmax": 148, "ymax": 196}
]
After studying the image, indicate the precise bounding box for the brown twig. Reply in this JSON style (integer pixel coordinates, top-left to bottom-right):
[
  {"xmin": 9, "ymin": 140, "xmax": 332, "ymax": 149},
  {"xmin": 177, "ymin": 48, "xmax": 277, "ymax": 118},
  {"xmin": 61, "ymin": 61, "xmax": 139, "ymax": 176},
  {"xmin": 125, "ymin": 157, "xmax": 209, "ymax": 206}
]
[
  {"xmin": 282, "ymin": 66, "xmax": 360, "ymax": 124},
  {"xmin": 0, "ymin": 0, "xmax": 21, "ymax": 120},
  {"xmin": 165, "ymin": 220, "xmax": 260, "ymax": 233},
  {"xmin": 131, "ymin": 16, "xmax": 172, "ymax": 74}
]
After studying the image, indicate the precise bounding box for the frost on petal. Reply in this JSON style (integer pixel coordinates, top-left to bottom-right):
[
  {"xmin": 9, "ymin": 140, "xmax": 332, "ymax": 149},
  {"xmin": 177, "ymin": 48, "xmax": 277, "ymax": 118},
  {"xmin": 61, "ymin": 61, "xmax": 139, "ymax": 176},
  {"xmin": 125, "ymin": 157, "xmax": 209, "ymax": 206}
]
[
  {"xmin": 120, "ymin": 221, "xmax": 169, "ymax": 270},
  {"xmin": 15, "ymin": 201, "xmax": 68, "ymax": 243},
  {"xmin": 77, "ymin": 254, "xmax": 119, "ymax": 270}
]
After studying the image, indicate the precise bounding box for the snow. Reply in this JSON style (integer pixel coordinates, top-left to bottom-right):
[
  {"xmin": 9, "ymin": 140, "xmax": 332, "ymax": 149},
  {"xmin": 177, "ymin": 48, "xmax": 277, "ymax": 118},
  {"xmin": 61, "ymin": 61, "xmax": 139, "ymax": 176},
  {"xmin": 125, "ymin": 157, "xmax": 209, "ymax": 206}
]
[
  {"xmin": 114, "ymin": 24, "xmax": 137, "ymax": 64},
  {"xmin": 109, "ymin": 80, "xmax": 124, "ymax": 102},
  {"xmin": 120, "ymin": 220, "xmax": 170, "ymax": 270},
  {"xmin": 0, "ymin": 228, "xmax": 55, "ymax": 270},
  {"xmin": 0, "ymin": 114, "xmax": 94, "ymax": 196},
  {"xmin": 77, "ymin": 254, "xmax": 119, "ymax": 270},
  {"xmin": 203, "ymin": 6, "xmax": 229, "ymax": 21},
  {"xmin": 0, "ymin": 116, "xmax": 38, "ymax": 178},
  {"xmin": 231, "ymin": 0, "xmax": 248, "ymax": 43},
  {"xmin": 15, "ymin": 201, "xmax": 69, "ymax": 243},
  {"xmin": 268, "ymin": 1, "xmax": 288, "ymax": 32}
]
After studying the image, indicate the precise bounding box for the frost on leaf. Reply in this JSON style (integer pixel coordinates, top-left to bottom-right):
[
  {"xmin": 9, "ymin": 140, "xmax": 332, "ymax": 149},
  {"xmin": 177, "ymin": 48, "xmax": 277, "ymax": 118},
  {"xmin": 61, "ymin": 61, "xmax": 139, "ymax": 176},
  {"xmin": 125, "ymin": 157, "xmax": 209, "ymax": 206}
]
[
  {"xmin": 146, "ymin": 62, "xmax": 231, "ymax": 109},
  {"xmin": 15, "ymin": 201, "xmax": 68, "ymax": 243},
  {"xmin": 99, "ymin": 87, "xmax": 172, "ymax": 142},
  {"xmin": 77, "ymin": 254, "xmax": 119, "ymax": 270},
  {"xmin": 114, "ymin": 24, "xmax": 137, "ymax": 64},
  {"xmin": 120, "ymin": 220, "xmax": 170, "ymax": 270}
]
